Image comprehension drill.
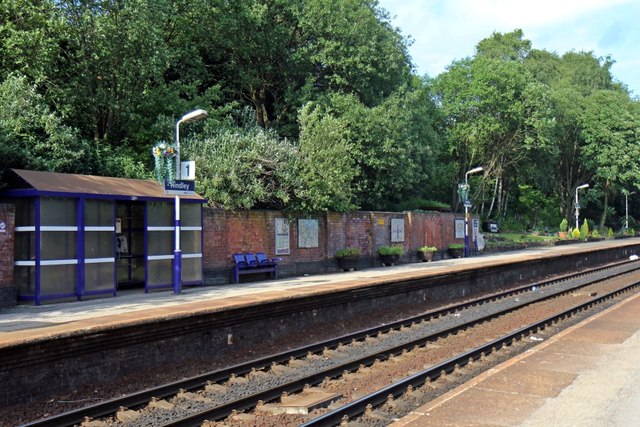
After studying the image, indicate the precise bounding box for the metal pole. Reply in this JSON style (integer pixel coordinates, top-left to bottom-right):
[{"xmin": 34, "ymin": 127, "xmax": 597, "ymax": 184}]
[
  {"xmin": 462, "ymin": 167, "xmax": 482, "ymax": 257},
  {"xmin": 575, "ymin": 187, "xmax": 579, "ymax": 230},
  {"xmin": 464, "ymin": 203, "xmax": 469, "ymax": 257},
  {"xmin": 626, "ymin": 193, "xmax": 629, "ymax": 230},
  {"xmin": 173, "ymin": 119, "xmax": 183, "ymax": 295}
]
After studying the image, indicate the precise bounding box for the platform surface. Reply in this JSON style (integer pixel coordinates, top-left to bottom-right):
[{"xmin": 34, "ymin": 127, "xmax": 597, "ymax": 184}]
[
  {"xmin": 391, "ymin": 287, "xmax": 640, "ymax": 427},
  {"xmin": 1, "ymin": 239, "xmax": 638, "ymax": 349}
]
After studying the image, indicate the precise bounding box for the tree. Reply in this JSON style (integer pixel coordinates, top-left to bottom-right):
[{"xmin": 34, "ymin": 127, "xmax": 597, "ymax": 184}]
[
  {"xmin": 433, "ymin": 31, "xmax": 554, "ymax": 217},
  {"xmin": 0, "ymin": 73, "xmax": 88, "ymax": 185},
  {"xmin": 543, "ymin": 51, "xmax": 628, "ymax": 222},
  {"xmin": 579, "ymin": 89, "xmax": 640, "ymax": 228},
  {"xmin": 296, "ymin": 84, "xmax": 440, "ymax": 211},
  {"xmin": 296, "ymin": 100, "xmax": 358, "ymax": 212}
]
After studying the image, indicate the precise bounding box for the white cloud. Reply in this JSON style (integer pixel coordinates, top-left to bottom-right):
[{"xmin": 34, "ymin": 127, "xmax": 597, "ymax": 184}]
[{"xmin": 378, "ymin": 0, "xmax": 640, "ymax": 95}]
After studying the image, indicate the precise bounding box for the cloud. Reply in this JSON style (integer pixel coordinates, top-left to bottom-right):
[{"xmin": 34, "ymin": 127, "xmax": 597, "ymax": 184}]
[{"xmin": 378, "ymin": 0, "xmax": 640, "ymax": 94}]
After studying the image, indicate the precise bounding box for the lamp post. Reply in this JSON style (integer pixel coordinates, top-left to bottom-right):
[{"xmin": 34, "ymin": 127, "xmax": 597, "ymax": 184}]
[
  {"xmin": 464, "ymin": 166, "xmax": 483, "ymax": 257},
  {"xmin": 173, "ymin": 109, "xmax": 207, "ymax": 294},
  {"xmin": 625, "ymin": 191, "xmax": 636, "ymax": 231},
  {"xmin": 574, "ymin": 183, "xmax": 589, "ymax": 230}
]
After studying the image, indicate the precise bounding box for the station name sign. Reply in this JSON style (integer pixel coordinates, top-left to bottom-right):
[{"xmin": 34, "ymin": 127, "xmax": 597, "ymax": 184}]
[{"xmin": 164, "ymin": 179, "xmax": 196, "ymax": 195}]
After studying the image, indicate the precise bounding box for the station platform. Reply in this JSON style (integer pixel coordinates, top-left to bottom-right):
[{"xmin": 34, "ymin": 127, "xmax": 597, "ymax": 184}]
[
  {"xmin": 1, "ymin": 239, "xmax": 639, "ymax": 425},
  {"xmin": 0, "ymin": 239, "xmax": 639, "ymax": 348},
  {"xmin": 392, "ymin": 290, "xmax": 640, "ymax": 427}
]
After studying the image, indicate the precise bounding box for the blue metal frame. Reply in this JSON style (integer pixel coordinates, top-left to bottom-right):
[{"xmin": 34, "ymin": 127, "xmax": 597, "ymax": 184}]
[
  {"xmin": 5, "ymin": 185, "xmax": 205, "ymax": 304},
  {"xmin": 77, "ymin": 198, "xmax": 85, "ymax": 300},
  {"xmin": 113, "ymin": 202, "xmax": 118, "ymax": 297},
  {"xmin": 144, "ymin": 202, "xmax": 149, "ymax": 293},
  {"xmin": 34, "ymin": 197, "xmax": 41, "ymax": 306}
]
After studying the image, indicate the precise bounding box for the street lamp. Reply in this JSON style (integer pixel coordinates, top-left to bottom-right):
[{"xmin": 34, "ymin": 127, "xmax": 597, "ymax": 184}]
[
  {"xmin": 625, "ymin": 191, "xmax": 636, "ymax": 231},
  {"xmin": 464, "ymin": 166, "xmax": 483, "ymax": 257},
  {"xmin": 173, "ymin": 109, "xmax": 208, "ymax": 294},
  {"xmin": 574, "ymin": 183, "xmax": 589, "ymax": 230}
]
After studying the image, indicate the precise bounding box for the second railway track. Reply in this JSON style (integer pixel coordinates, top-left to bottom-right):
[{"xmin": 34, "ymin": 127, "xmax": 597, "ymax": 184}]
[{"xmin": 22, "ymin": 259, "xmax": 640, "ymax": 427}]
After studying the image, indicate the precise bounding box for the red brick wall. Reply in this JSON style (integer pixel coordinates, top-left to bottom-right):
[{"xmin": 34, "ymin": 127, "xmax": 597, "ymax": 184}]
[
  {"xmin": 0, "ymin": 204, "xmax": 16, "ymax": 307},
  {"xmin": 0, "ymin": 204, "xmax": 14, "ymax": 286},
  {"xmin": 202, "ymin": 208, "xmax": 474, "ymax": 278}
]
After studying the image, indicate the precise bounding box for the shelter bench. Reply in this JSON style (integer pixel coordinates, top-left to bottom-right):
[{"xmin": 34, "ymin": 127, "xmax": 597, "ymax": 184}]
[{"xmin": 232, "ymin": 252, "xmax": 282, "ymax": 283}]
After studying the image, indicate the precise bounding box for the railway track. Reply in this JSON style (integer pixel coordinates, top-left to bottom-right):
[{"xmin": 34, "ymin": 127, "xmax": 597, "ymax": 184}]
[{"xmin": 22, "ymin": 259, "xmax": 640, "ymax": 427}]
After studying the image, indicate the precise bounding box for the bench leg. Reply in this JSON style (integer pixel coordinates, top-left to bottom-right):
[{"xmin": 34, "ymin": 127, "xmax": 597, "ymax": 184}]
[{"xmin": 233, "ymin": 268, "xmax": 239, "ymax": 284}]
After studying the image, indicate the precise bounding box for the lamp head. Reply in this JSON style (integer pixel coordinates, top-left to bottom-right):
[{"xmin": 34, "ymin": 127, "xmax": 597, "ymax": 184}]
[
  {"xmin": 577, "ymin": 183, "xmax": 589, "ymax": 190},
  {"xmin": 180, "ymin": 109, "xmax": 208, "ymax": 123},
  {"xmin": 466, "ymin": 166, "xmax": 483, "ymax": 175}
]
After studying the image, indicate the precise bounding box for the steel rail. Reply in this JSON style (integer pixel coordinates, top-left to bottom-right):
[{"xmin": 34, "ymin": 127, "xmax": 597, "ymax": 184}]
[
  {"xmin": 300, "ymin": 281, "xmax": 640, "ymax": 427},
  {"xmin": 21, "ymin": 260, "xmax": 638, "ymax": 427}
]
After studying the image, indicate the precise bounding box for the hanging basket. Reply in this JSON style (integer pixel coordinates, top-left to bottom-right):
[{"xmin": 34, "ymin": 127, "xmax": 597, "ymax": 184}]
[{"xmin": 152, "ymin": 141, "xmax": 178, "ymax": 182}]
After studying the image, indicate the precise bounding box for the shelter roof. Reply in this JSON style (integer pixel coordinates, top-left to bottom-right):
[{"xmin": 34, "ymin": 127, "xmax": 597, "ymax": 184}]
[{"xmin": 5, "ymin": 169, "xmax": 205, "ymax": 202}]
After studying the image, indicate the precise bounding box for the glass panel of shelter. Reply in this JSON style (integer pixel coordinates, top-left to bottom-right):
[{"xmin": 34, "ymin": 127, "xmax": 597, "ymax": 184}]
[{"xmin": 116, "ymin": 201, "xmax": 146, "ymax": 289}]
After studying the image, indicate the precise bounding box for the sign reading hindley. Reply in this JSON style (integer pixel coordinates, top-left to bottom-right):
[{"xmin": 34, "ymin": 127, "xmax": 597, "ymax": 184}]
[{"xmin": 164, "ymin": 179, "xmax": 196, "ymax": 195}]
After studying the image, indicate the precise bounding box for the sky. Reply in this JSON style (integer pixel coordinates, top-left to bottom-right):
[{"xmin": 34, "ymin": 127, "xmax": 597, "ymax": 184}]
[{"xmin": 377, "ymin": 0, "xmax": 640, "ymax": 96}]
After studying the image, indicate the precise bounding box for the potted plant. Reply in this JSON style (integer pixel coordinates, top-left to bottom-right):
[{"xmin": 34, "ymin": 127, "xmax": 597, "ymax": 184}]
[
  {"xmin": 335, "ymin": 247, "xmax": 360, "ymax": 271},
  {"xmin": 558, "ymin": 218, "xmax": 568, "ymax": 238},
  {"xmin": 378, "ymin": 245, "xmax": 404, "ymax": 266},
  {"xmin": 417, "ymin": 246, "xmax": 437, "ymax": 262},
  {"xmin": 448, "ymin": 243, "xmax": 464, "ymax": 258}
]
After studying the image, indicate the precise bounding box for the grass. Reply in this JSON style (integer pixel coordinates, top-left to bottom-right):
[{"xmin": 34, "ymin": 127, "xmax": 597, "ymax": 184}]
[{"xmin": 484, "ymin": 232, "xmax": 556, "ymax": 249}]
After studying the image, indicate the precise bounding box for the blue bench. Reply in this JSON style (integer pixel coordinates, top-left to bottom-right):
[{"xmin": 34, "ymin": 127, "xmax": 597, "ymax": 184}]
[{"xmin": 232, "ymin": 252, "xmax": 282, "ymax": 283}]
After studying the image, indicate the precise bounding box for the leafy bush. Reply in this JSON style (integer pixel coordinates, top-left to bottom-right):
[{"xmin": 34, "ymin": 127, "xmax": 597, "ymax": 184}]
[
  {"xmin": 418, "ymin": 246, "xmax": 437, "ymax": 253},
  {"xmin": 378, "ymin": 245, "xmax": 404, "ymax": 256},
  {"xmin": 592, "ymin": 229, "xmax": 599, "ymax": 238},
  {"xmin": 398, "ymin": 198, "xmax": 451, "ymax": 212},
  {"xmin": 580, "ymin": 219, "xmax": 589, "ymax": 239},
  {"xmin": 448, "ymin": 243, "xmax": 464, "ymax": 249},
  {"xmin": 571, "ymin": 228, "xmax": 581, "ymax": 239},
  {"xmin": 183, "ymin": 117, "xmax": 300, "ymax": 210},
  {"xmin": 608, "ymin": 228, "xmax": 614, "ymax": 237},
  {"xmin": 559, "ymin": 218, "xmax": 568, "ymax": 232},
  {"xmin": 335, "ymin": 247, "xmax": 361, "ymax": 258}
]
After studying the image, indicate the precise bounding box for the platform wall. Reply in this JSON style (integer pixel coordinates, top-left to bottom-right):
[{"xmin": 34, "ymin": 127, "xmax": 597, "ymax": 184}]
[
  {"xmin": 202, "ymin": 209, "xmax": 469, "ymax": 284},
  {"xmin": 0, "ymin": 204, "xmax": 16, "ymax": 307},
  {"xmin": 0, "ymin": 204, "xmax": 469, "ymax": 288}
]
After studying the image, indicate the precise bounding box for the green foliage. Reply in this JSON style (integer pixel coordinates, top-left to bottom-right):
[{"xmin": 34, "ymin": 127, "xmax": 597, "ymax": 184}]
[
  {"xmin": 182, "ymin": 114, "xmax": 300, "ymax": 210},
  {"xmin": 298, "ymin": 86, "xmax": 440, "ymax": 211},
  {"xmin": 0, "ymin": 73, "xmax": 89, "ymax": 185},
  {"xmin": 592, "ymin": 229, "xmax": 599, "ymax": 238},
  {"xmin": 608, "ymin": 227, "xmax": 614, "ymax": 237},
  {"xmin": 378, "ymin": 245, "xmax": 404, "ymax": 256},
  {"xmin": 397, "ymin": 198, "xmax": 451, "ymax": 212},
  {"xmin": 418, "ymin": 246, "xmax": 437, "ymax": 253},
  {"xmin": 2, "ymin": 3, "xmax": 640, "ymax": 234},
  {"xmin": 559, "ymin": 218, "xmax": 568, "ymax": 232},
  {"xmin": 580, "ymin": 218, "xmax": 589, "ymax": 239},
  {"xmin": 448, "ymin": 243, "xmax": 464, "ymax": 249},
  {"xmin": 296, "ymin": 99, "xmax": 358, "ymax": 212},
  {"xmin": 335, "ymin": 247, "xmax": 361, "ymax": 258},
  {"xmin": 571, "ymin": 227, "xmax": 581, "ymax": 239}
]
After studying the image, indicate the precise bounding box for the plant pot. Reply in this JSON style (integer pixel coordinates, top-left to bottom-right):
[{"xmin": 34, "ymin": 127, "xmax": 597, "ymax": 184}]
[
  {"xmin": 380, "ymin": 254, "xmax": 399, "ymax": 266},
  {"xmin": 418, "ymin": 251, "xmax": 434, "ymax": 262},
  {"xmin": 448, "ymin": 247, "xmax": 464, "ymax": 258},
  {"xmin": 336, "ymin": 256, "xmax": 358, "ymax": 271}
]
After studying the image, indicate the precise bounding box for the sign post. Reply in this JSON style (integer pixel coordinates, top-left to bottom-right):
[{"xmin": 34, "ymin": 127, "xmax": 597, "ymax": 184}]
[{"xmin": 172, "ymin": 109, "xmax": 207, "ymax": 294}]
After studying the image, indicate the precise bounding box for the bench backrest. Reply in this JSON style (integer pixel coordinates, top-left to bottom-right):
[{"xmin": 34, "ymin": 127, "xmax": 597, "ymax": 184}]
[
  {"xmin": 233, "ymin": 253, "xmax": 248, "ymax": 268},
  {"xmin": 245, "ymin": 252, "xmax": 259, "ymax": 267}
]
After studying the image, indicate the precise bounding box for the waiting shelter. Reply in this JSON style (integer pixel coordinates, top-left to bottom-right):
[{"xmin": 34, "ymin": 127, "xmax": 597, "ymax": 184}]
[{"xmin": 1, "ymin": 169, "xmax": 206, "ymax": 305}]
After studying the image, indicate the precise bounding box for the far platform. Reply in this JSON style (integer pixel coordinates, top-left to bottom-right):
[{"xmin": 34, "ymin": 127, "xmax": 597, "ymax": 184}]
[{"xmin": 1, "ymin": 238, "xmax": 639, "ymax": 348}]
